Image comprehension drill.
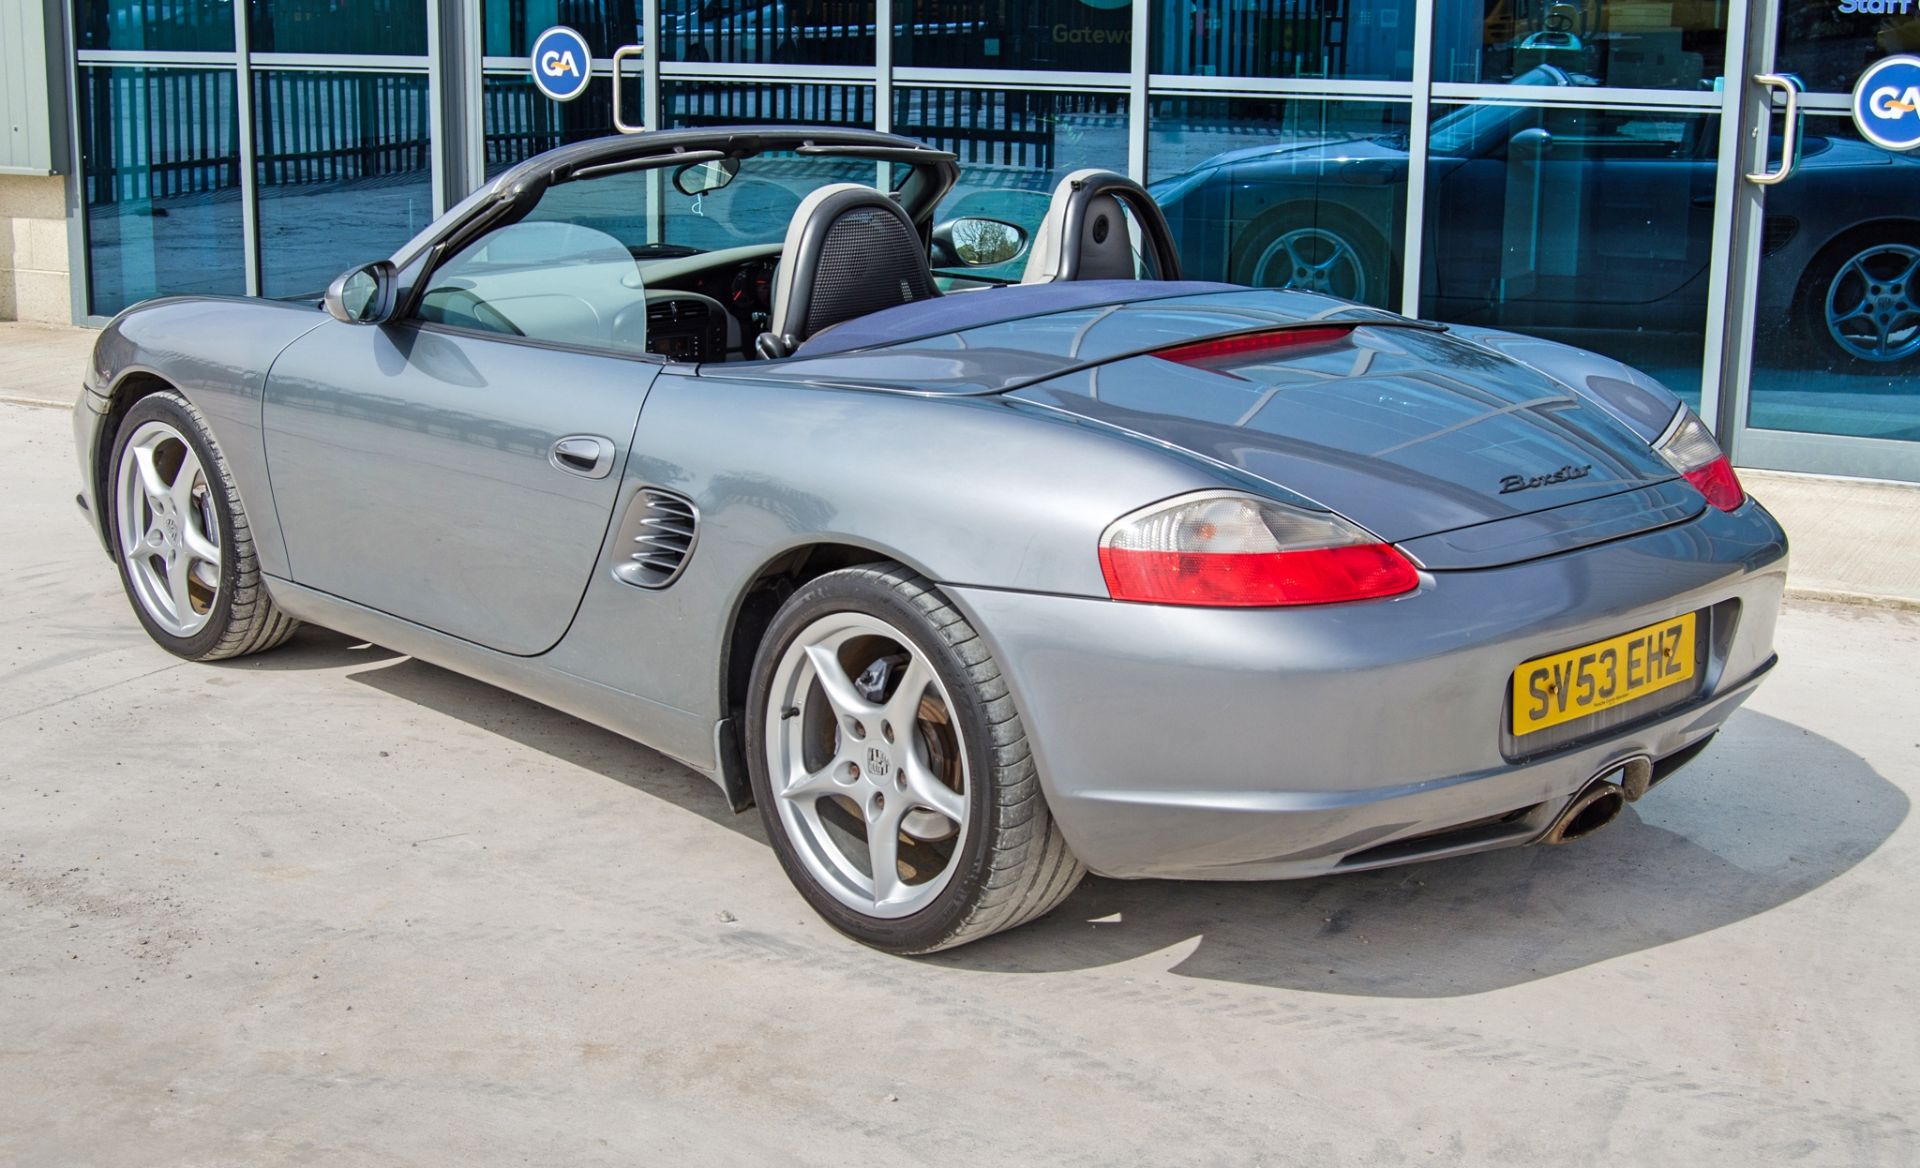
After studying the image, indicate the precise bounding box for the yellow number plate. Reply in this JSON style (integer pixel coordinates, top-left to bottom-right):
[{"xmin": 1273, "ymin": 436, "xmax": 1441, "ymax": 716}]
[{"xmin": 1510, "ymin": 612, "xmax": 1697, "ymax": 736}]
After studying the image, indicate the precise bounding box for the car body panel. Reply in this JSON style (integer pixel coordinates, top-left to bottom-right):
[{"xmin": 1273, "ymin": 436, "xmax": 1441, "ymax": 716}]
[
  {"xmin": 947, "ymin": 500, "xmax": 1785, "ymax": 878},
  {"xmin": 261, "ymin": 321, "xmax": 659, "ymax": 656}
]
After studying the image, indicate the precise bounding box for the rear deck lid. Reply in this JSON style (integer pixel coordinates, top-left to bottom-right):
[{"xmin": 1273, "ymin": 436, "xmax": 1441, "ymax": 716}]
[{"xmin": 1001, "ymin": 310, "xmax": 1692, "ymax": 551}]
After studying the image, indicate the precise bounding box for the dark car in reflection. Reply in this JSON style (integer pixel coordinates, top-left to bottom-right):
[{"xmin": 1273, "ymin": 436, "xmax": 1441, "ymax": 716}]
[{"xmin": 1150, "ymin": 66, "xmax": 1920, "ymax": 365}]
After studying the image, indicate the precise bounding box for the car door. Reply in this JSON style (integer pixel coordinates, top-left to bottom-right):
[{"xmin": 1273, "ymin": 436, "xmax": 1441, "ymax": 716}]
[{"xmin": 262, "ymin": 217, "xmax": 663, "ymax": 657}]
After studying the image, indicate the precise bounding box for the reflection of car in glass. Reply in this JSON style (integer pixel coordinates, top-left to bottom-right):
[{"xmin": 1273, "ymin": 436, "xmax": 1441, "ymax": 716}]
[
  {"xmin": 1151, "ymin": 65, "xmax": 1920, "ymax": 364},
  {"xmin": 76, "ymin": 127, "xmax": 1785, "ymax": 954}
]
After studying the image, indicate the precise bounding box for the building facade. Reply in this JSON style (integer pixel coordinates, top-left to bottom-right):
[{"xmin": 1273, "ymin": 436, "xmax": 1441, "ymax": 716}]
[{"xmin": 2, "ymin": 1, "xmax": 1917, "ymax": 479}]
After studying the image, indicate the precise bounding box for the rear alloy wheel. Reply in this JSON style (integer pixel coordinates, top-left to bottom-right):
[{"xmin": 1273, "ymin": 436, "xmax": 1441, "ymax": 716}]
[
  {"xmin": 747, "ymin": 564, "xmax": 1083, "ymax": 953},
  {"xmin": 108, "ymin": 390, "xmax": 298, "ymax": 661},
  {"xmin": 1820, "ymin": 241, "xmax": 1920, "ymax": 364}
]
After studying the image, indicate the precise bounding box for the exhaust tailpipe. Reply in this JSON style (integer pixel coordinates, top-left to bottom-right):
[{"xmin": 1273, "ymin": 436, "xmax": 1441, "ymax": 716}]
[{"xmin": 1543, "ymin": 780, "xmax": 1626, "ymax": 845}]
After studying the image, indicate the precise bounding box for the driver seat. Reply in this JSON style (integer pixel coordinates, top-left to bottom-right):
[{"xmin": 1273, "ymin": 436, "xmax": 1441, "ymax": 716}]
[{"xmin": 757, "ymin": 184, "xmax": 940, "ymax": 359}]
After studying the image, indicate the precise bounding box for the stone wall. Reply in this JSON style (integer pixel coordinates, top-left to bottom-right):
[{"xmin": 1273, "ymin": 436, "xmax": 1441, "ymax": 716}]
[{"xmin": 0, "ymin": 175, "xmax": 71, "ymax": 323}]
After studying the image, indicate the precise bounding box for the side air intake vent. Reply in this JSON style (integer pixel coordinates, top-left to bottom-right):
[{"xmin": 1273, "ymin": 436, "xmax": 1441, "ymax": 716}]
[{"xmin": 612, "ymin": 487, "xmax": 699, "ymax": 588}]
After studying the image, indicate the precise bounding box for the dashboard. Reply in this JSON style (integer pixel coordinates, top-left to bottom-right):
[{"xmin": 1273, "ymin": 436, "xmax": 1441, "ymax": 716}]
[{"xmin": 643, "ymin": 249, "xmax": 782, "ymax": 362}]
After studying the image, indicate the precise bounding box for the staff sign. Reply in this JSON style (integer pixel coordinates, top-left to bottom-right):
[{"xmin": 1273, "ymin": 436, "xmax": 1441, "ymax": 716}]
[
  {"xmin": 531, "ymin": 26, "xmax": 592, "ymax": 103},
  {"xmin": 1853, "ymin": 55, "xmax": 1920, "ymax": 153}
]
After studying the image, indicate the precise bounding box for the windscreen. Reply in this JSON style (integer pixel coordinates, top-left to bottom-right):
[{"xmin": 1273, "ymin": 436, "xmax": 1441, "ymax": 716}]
[{"xmin": 523, "ymin": 152, "xmax": 911, "ymax": 258}]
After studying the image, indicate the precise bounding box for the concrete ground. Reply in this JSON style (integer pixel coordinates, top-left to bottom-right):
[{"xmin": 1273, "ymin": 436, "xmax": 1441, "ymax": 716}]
[{"xmin": 3, "ymin": 390, "xmax": 1919, "ymax": 1164}]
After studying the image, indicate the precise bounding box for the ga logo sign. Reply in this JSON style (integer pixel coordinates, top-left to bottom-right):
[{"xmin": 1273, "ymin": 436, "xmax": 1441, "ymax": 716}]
[
  {"xmin": 531, "ymin": 26, "xmax": 591, "ymax": 102},
  {"xmin": 1853, "ymin": 55, "xmax": 1920, "ymax": 152}
]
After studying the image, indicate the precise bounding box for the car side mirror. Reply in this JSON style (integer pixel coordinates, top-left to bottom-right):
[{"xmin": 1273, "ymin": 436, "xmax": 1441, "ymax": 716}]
[
  {"xmin": 324, "ymin": 261, "xmax": 398, "ymax": 325},
  {"xmin": 932, "ymin": 217, "xmax": 1028, "ymax": 268}
]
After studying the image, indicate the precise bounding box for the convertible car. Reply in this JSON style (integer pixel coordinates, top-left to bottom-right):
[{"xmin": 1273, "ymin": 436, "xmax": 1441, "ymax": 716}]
[{"xmin": 73, "ymin": 126, "xmax": 1788, "ymax": 954}]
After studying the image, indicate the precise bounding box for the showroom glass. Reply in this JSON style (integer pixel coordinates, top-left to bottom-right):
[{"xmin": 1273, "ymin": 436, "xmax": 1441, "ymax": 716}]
[
  {"xmin": 1420, "ymin": 99, "xmax": 1720, "ymax": 407},
  {"xmin": 1773, "ymin": 0, "xmax": 1920, "ymax": 95},
  {"xmin": 658, "ymin": 0, "xmax": 876, "ymax": 65},
  {"xmin": 73, "ymin": 0, "xmax": 236, "ymax": 51},
  {"xmin": 896, "ymin": 87, "xmax": 1128, "ymax": 279},
  {"xmin": 661, "ymin": 80, "xmax": 877, "ymax": 129},
  {"xmin": 484, "ymin": 71, "xmax": 647, "ymax": 177},
  {"xmin": 75, "ymin": 66, "xmax": 247, "ymax": 317},
  {"xmin": 248, "ymin": 0, "xmax": 427, "ymax": 55},
  {"xmin": 1147, "ymin": 97, "xmax": 1411, "ymax": 309},
  {"xmin": 253, "ymin": 71, "xmax": 435, "ymax": 298},
  {"xmin": 1745, "ymin": 115, "xmax": 1920, "ymax": 443},
  {"xmin": 482, "ymin": 0, "xmax": 642, "ymax": 57},
  {"xmin": 1151, "ymin": 0, "xmax": 1417, "ymax": 82},
  {"xmin": 894, "ymin": 0, "xmax": 1133, "ymax": 72},
  {"xmin": 1431, "ymin": 0, "xmax": 1728, "ymax": 90}
]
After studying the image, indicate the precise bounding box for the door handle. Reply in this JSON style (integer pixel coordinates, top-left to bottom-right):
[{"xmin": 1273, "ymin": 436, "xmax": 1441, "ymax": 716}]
[
  {"xmin": 550, "ymin": 435, "xmax": 616, "ymax": 479},
  {"xmin": 1745, "ymin": 73, "xmax": 1804, "ymax": 187}
]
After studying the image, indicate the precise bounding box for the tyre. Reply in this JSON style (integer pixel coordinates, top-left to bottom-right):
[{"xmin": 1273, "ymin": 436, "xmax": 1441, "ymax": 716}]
[
  {"xmin": 1798, "ymin": 232, "xmax": 1920, "ymax": 365},
  {"xmin": 745, "ymin": 563, "xmax": 1084, "ymax": 954},
  {"xmin": 1233, "ymin": 206, "xmax": 1386, "ymax": 306},
  {"xmin": 106, "ymin": 389, "xmax": 299, "ymax": 661}
]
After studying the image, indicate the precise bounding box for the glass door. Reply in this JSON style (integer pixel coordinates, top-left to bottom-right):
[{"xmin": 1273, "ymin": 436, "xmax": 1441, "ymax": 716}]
[{"xmin": 1720, "ymin": 0, "xmax": 1920, "ymax": 482}]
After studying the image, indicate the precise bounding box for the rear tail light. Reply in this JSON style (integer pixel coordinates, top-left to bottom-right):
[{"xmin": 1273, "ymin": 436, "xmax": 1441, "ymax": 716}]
[
  {"xmin": 1655, "ymin": 408, "xmax": 1745, "ymax": 512},
  {"xmin": 1098, "ymin": 492, "xmax": 1419, "ymax": 608}
]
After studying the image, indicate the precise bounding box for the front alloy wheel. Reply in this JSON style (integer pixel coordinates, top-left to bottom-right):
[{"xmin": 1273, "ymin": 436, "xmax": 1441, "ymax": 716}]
[
  {"xmin": 116, "ymin": 419, "xmax": 222, "ymax": 638},
  {"xmin": 106, "ymin": 390, "xmax": 298, "ymax": 661},
  {"xmin": 747, "ymin": 564, "xmax": 1084, "ymax": 953}
]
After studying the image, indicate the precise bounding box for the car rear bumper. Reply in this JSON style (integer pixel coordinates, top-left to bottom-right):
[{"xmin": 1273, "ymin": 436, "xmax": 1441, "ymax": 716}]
[{"xmin": 945, "ymin": 500, "xmax": 1788, "ymax": 880}]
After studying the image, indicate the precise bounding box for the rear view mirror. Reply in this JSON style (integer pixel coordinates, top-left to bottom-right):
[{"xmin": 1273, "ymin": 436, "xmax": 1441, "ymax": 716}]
[
  {"xmin": 934, "ymin": 217, "xmax": 1028, "ymax": 268},
  {"xmin": 673, "ymin": 157, "xmax": 740, "ymax": 196},
  {"xmin": 324, "ymin": 261, "xmax": 398, "ymax": 325}
]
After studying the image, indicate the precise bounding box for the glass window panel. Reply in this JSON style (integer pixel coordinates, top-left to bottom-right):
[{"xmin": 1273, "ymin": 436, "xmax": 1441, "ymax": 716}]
[
  {"xmin": 661, "ymin": 80, "xmax": 876, "ymax": 130},
  {"xmin": 76, "ymin": 66, "xmax": 246, "ymax": 317},
  {"xmin": 894, "ymin": 1, "xmax": 1133, "ymax": 72},
  {"xmin": 1420, "ymin": 102, "xmax": 1718, "ymax": 406},
  {"xmin": 1148, "ymin": 96, "xmax": 1410, "ymax": 309},
  {"xmin": 1432, "ymin": 0, "xmax": 1728, "ymax": 91},
  {"xmin": 1747, "ymin": 117, "xmax": 1920, "ymax": 442},
  {"xmin": 484, "ymin": 70, "xmax": 647, "ymax": 177},
  {"xmin": 1775, "ymin": 0, "xmax": 1920, "ymax": 95},
  {"xmin": 1151, "ymin": 0, "xmax": 1416, "ymax": 82},
  {"xmin": 895, "ymin": 87, "xmax": 1128, "ymax": 281},
  {"xmin": 659, "ymin": 0, "xmax": 876, "ymax": 65},
  {"xmin": 249, "ymin": 0, "xmax": 428, "ymax": 55},
  {"xmin": 482, "ymin": 0, "xmax": 643, "ymax": 58},
  {"xmin": 252, "ymin": 70, "xmax": 435, "ymax": 298},
  {"xmin": 74, "ymin": 0, "xmax": 236, "ymax": 52}
]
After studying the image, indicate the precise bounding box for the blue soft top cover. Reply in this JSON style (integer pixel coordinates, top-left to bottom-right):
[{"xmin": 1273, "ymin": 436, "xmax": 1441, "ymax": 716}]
[{"xmin": 792, "ymin": 279, "xmax": 1243, "ymax": 357}]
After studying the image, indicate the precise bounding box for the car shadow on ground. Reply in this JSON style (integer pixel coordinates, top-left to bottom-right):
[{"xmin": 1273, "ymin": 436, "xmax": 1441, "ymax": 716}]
[
  {"xmin": 243, "ymin": 628, "xmax": 767, "ymax": 840},
  {"xmin": 935, "ymin": 709, "xmax": 1907, "ymax": 996},
  {"xmin": 235, "ymin": 630, "xmax": 1903, "ymax": 997}
]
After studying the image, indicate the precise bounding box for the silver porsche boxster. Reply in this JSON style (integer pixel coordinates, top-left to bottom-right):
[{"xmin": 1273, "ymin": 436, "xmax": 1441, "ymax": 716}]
[{"xmin": 72, "ymin": 126, "xmax": 1788, "ymax": 953}]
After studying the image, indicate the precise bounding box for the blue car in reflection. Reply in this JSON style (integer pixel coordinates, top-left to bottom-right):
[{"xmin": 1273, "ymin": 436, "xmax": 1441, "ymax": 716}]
[{"xmin": 1150, "ymin": 66, "xmax": 1920, "ymax": 365}]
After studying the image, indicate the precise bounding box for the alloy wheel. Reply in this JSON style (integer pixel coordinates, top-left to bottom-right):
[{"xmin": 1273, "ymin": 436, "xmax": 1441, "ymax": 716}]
[
  {"xmin": 1252, "ymin": 226, "xmax": 1368, "ymax": 301},
  {"xmin": 115, "ymin": 419, "xmax": 222, "ymax": 637},
  {"xmin": 1824, "ymin": 242, "xmax": 1920, "ymax": 363},
  {"xmin": 763, "ymin": 611, "xmax": 970, "ymax": 919}
]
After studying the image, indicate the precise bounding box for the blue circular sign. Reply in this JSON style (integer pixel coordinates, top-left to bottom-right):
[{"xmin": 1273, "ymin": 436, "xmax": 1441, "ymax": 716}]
[
  {"xmin": 1853, "ymin": 54, "xmax": 1920, "ymax": 153},
  {"xmin": 530, "ymin": 26, "xmax": 592, "ymax": 103}
]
